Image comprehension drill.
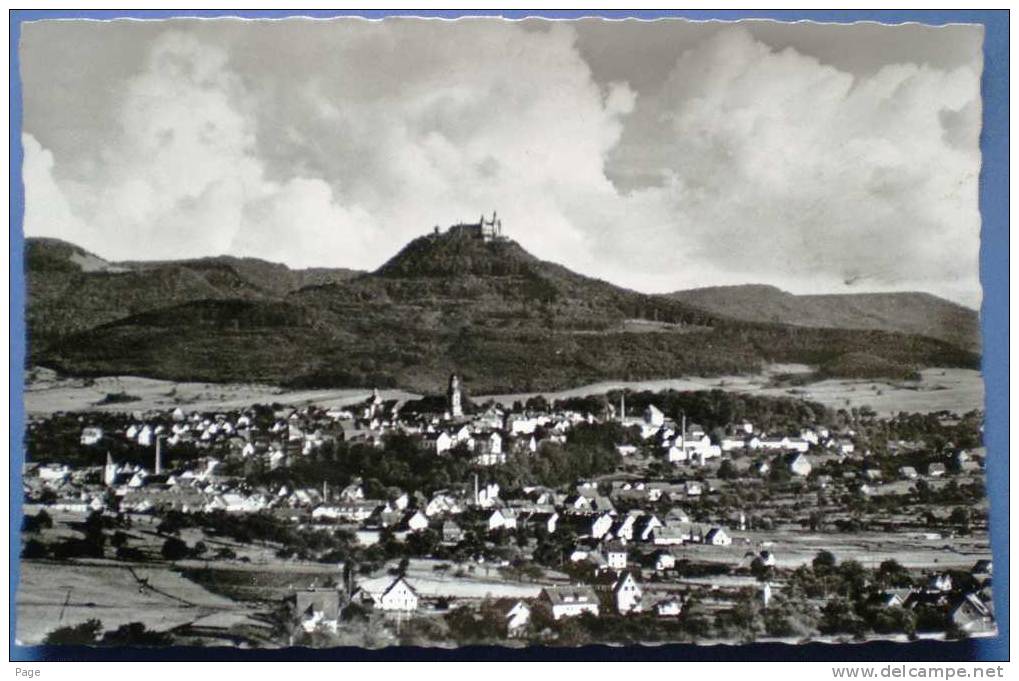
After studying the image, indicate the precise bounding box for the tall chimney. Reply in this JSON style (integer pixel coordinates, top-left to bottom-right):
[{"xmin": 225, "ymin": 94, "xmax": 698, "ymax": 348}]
[
  {"xmin": 681, "ymin": 413, "xmax": 687, "ymax": 455},
  {"xmin": 154, "ymin": 436, "xmax": 163, "ymax": 475},
  {"xmin": 474, "ymin": 474, "xmax": 479, "ymax": 505}
]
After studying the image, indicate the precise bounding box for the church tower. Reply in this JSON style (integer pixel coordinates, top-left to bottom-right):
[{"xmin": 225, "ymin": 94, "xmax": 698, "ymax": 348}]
[
  {"xmin": 448, "ymin": 373, "xmax": 463, "ymax": 418},
  {"xmin": 104, "ymin": 452, "xmax": 117, "ymax": 487}
]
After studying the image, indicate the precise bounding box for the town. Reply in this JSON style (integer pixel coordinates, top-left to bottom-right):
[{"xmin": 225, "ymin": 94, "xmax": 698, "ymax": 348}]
[{"xmin": 18, "ymin": 373, "xmax": 994, "ymax": 648}]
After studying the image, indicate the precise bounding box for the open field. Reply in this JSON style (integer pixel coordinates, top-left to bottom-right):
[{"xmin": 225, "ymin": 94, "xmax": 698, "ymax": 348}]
[
  {"xmin": 662, "ymin": 530, "xmax": 991, "ymax": 572},
  {"xmin": 23, "ymin": 368, "xmax": 420, "ymax": 416},
  {"xmin": 23, "ymin": 365, "xmax": 983, "ymax": 417},
  {"xmin": 480, "ymin": 366, "xmax": 984, "ymax": 417},
  {"xmin": 14, "ymin": 559, "xmax": 261, "ymax": 645}
]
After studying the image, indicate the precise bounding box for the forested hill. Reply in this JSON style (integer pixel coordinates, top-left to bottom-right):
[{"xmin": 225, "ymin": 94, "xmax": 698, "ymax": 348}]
[
  {"xmin": 25, "ymin": 238, "xmax": 361, "ymax": 343},
  {"xmin": 28, "ymin": 230, "xmax": 979, "ymax": 393},
  {"xmin": 668, "ymin": 284, "xmax": 980, "ymax": 352}
]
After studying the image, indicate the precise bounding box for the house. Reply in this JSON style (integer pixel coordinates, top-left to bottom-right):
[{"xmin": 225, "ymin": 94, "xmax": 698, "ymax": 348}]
[
  {"xmin": 289, "ymin": 590, "xmax": 342, "ymax": 633},
  {"xmin": 442, "ymin": 520, "xmax": 464, "ymax": 544},
  {"xmin": 972, "ymin": 560, "xmax": 993, "ymax": 580},
  {"xmin": 881, "ymin": 589, "xmax": 914, "ymax": 608},
  {"xmin": 610, "ymin": 514, "xmax": 639, "ymax": 542},
  {"xmin": 787, "ymin": 452, "xmax": 812, "ymax": 477},
  {"xmin": 644, "ymin": 404, "xmax": 665, "ymax": 427},
  {"xmin": 782, "ymin": 452, "xmax": 807, "ymax": 479},
  {"xmin": 655, "ymin": 598, "xmax": 683, "ymax": 617},
  {"xmin": 588, "ymin": 495, "xmax": 616, "ymax": 515},
  {"xmin": 651, "ymin": 550, "xmax": 676, "ymax": 572},
  {"xmin": 927, "ymin": 573, "xmax": 953, "ymax": 592},
  {"xmin": 541, "ymin": 586, "xmax": 600, "ymax": 620},
  {"xmin": 506, "ymin": 415, "xmax": 539, "ymax": 435},
  {"xmin": 37, "ymin": 463, "xmax": 71, "ymax": 482},
  {"xmin": 80, "ymin": 427, "xmax": 104, "ymax": 446},
  {"xmin": 475, "ymin": 483, "xmax": 501, "ymax": 509},
  {"xmin": 899, "ymin": 466, "xmax": 919, "ymax": 480},
  {"xmin": 525, "ymin": 511, "xmax": 559, "ymax": 535},
  {"xmin": 666, "ymin": 445, "xmax": 689, "ymax": 463},
  {"xmin": 663, "ymin": 507, "xmax": 690, "ymax": 525},
  {"xmin": 587, "ymin": 513, "xmax": 614, "ymax": 540},
  {"xmin": 605, "ymin": 543, "xmax": 628, "ymax": 570},
  {"xmin": 430, "ymin": 432, "xmax": 454, "ymax": 455},
  {"xmin": 377, "ymin": 577, "xmax": 420, "ymax": 612},
  {"xmin": 927, "ymin": 462, "xmax": 947, "ymax": 478},
  {"xmin": 563, "ymin": 494, "xmax": 593, "ymax": 513},
  {"xmin": 651, "ymin": 526, "xmax": 688, "ymax": 546},
  {"xmin": 425, "ymin": 493, "xmax": 462, "ymax": 517},
  {"xmin": 633, "ymin": 514, "xmax": 663, "ymax": 542},
  {"xmin": 495, "ymin": 599, "xmax": 532, "ymax": 637},
  {"xmin": 613, "ymin": 572, "xmax": 643, "ymax": 614},
  {"xmin": 475, "ymin": 432, "xmax": 505, "ymax": 466},
  {"xmin": 705, "ymin": 527, "xmax": 732, "ymax": 546},
  {"xmin": 721, "ymin": 435, "xmax": 749, "ymax": 452},
  {"xmin": 950, "ymin": 594, "xmax": 995, "ymax": 634},
  {"xmin": 339, "ymin": 482, "xmax": 364, "ymax": 501},
  {"xmin": 402, "ymin": 510, "xmax": 429, "ymax": 533},
  {"xmin": 357, "ymin": 576, "xmax": 420, "ymax": 612},
  {"xmin": 487, "ymin": 508, "xmax": 518, "ymax": 532}
]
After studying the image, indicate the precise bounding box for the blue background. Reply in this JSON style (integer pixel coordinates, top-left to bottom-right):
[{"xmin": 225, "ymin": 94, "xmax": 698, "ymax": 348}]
[{"xmin": 8, "ymin": 8, "xmax": 1009, "ymax": 663}]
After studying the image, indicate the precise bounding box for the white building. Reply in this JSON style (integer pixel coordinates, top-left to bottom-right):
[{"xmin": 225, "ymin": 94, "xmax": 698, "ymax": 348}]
[
  {"xmin": 80, "ymin": 427, "xmax": 104, "ymax": 446},
  {"xmin": 705, "ymin": 527, "xmax": 732, "ymax": 546},
  {"xmin": 613, "ymin": 572, "xmax": 643, "ymax": 614},
  {"xmin": 542, "ymin": 586, "xmax": 600, "ymax": 620}
]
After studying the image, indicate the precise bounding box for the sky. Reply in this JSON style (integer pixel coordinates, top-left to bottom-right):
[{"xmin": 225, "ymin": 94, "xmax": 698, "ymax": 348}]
[{"xmin": 19, "ymin": 16, "xmax": 985, "ymax": 307}]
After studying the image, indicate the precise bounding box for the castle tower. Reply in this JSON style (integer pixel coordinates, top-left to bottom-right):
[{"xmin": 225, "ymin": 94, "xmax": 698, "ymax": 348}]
[{"xmin": 448, "ymin": 374, "xmax": 463, "ymax": 418}]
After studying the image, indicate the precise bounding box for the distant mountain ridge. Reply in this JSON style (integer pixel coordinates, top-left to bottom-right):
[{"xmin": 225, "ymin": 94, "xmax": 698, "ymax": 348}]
[
  {"xmin": 26, "ymin": 231, "xmax": 980, "ymax": 393},
  {"xmin": 667, "ymin": 284, "xmax": 980, "ymax": 352},
  {"xmin": 25, "ymin": 238, "xmax": 361, "ymax": 342}
]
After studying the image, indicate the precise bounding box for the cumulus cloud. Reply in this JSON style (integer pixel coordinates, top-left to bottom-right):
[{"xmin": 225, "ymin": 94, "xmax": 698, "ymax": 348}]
[
  {"xmin": 20, "ymin": 20, "xmax": 983, "ymax": 306},
  {"xmin": 23, "ymin": 31, "xmax": 372, "ymax": 266},
  {"xmin": 609, "ymin": 27, "xmax": 982, "ymax": 304}
]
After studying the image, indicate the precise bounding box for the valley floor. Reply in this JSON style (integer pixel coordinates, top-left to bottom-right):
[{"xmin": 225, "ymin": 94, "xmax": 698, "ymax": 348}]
[{"xmin": 23, "ymin": 365, "xmax": 983, "ymax": 418}]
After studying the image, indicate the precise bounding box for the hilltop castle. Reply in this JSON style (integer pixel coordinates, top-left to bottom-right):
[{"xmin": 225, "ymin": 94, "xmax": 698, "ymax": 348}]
[{"xmin": 435, "ymin": 211, "xmax": 505, "ymax": 242}]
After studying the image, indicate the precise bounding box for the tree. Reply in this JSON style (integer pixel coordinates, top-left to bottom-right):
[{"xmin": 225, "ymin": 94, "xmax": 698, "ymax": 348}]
[
  {"xmin": 718, "ymin": 460, "xmax": 739, "ymax": 480},
  {"xmin": 949, "ymin": 507, "xmax": 971, "ymax": 528},
  {"xmin": 161, "ymin": 537, "xmax": 190, "ymax": 561},
  {"xmin": 44, "ymin": 619, "xmax": 103, "ymax": 645},
  {"xmin": 819, "ymin": 598, "xmax": 866, "ymax": 638},
  {"xmin": 24, "ymin": 509, "xmax": 54, "ymax": 533},
  {"xmin": 215, "ymin": 546, "xmax": 237, "ymax": 560},
  {"xmin": 812, "ymin": 550, "xmax": 837, "ymax": 574},
  {"xmin": 101, "ymin": 622, "xmax": 173, "ymax": 647},
  {"xmin": 22, "ymin": 539, "xmax": 48, "ymax": 559},
  {"xmin": 81, "ymin": 511, "xmax": 107, "ymax": 558},
  {"xmin": 876, "ymin": 559, "xmax": 914, "ymax": 588},
  {"xmin": 750, "ymin": 557, "xmax": 774, "ymax": 582}
]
